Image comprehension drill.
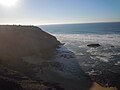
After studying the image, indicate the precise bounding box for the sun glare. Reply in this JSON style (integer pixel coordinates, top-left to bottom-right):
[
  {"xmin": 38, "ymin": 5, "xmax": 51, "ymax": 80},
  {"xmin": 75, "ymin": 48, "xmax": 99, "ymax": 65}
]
[{"xmin": 0, "ymin": 0, "xmax": 18, "ymax": 7}]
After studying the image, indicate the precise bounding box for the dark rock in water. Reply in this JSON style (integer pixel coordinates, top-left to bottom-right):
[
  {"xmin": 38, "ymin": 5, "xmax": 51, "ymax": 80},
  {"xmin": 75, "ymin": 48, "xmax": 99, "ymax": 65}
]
[
  {"xmin": 61, "ymin": 43, "xmax": 65, "ymax": 45},
  {"xmin": 111, "ymin": 45, "xmax": 114, "ymax": 47},
  {"xmin": 87, "ymin": 44, "xmax": 101, "ymax": 47}
]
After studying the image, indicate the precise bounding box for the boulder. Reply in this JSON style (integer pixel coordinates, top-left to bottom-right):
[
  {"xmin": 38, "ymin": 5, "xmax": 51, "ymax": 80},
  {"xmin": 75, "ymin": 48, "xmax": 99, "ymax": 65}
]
[
  {"xmin": 87, "ymin": 44, "xmax": 101, "ymax": 47},
  {"xmin": 111, "ymin": 45, "xmax": 114, "ymax": 47}
]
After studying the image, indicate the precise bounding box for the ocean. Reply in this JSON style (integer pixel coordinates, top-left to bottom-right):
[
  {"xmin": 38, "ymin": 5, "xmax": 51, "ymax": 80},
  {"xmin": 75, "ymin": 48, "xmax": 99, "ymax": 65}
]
[{"xmin": 39, "ymin": 22, "xmax": 120, "ymax": 75}]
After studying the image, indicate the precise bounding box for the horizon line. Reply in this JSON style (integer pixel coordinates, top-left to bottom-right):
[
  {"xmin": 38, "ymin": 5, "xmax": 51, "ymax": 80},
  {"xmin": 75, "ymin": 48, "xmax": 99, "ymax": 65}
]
[
  {"xmin": 0, "ymin": 21, "xmax": 120, "ymax": 26},
  {"xmin": 37, "ymin": 21, "xmax": 120, "ymax": 26}
]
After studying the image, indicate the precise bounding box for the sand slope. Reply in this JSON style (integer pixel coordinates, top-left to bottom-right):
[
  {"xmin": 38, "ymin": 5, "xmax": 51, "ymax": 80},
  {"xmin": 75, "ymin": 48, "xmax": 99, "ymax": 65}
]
[
  {"xmin": 0, "ymin": 25, "xmax": 60, "ymax": 62},
  {"xmin": 89, "ymin": 83, "xmax": 117, "ymax": 90},
  {"xmin": 0, "ymin": 25, "xmax": 62, "ymax": 90}
]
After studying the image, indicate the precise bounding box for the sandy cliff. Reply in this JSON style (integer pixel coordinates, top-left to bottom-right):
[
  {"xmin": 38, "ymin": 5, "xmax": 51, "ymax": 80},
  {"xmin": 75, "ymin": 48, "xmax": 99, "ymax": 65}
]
[
  {"xmin": 0, "ymin": 25, "xmax": 114, "ymax": 90},
  {"xmin": 0, "ymin": 25, "xmax": 60, "ymax": 62},
  {"xmin": 0, "ymin": 25, "xmax": 61, "ymax": 90}
]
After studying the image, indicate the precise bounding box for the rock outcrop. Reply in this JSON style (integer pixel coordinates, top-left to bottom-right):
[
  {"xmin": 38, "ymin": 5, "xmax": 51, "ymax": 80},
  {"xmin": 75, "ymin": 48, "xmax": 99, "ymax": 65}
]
[
  {"xmin": 0, "ymin": 25, "xmax": 60, "ymax": 62},
  {"xmin": 87, "ymin": 44, "xmax": 101, "ymax": 47},
  {"xmin": 0, "ymin": 25, "xmax": 60, "ymax": 90},
  {"xmin": 0, "ymin": 25, "xmax": 93, "ymax": 90}
]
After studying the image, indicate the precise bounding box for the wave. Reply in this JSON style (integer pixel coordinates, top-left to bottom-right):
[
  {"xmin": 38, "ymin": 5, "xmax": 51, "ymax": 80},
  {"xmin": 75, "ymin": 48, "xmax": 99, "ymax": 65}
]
[
  {"xmin": 52, "ymin": 33, "xmax": 120, "ymax": 66},
  {"xmin": 52, "ymin": 33, "xmax": 120, "ymax": 47}
]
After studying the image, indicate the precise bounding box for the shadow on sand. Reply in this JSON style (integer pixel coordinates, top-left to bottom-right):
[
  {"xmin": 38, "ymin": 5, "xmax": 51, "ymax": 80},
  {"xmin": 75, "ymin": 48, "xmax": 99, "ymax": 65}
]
[{"xmin": 33, "ymin": 45, "xmax": 93, "ymax": 90}]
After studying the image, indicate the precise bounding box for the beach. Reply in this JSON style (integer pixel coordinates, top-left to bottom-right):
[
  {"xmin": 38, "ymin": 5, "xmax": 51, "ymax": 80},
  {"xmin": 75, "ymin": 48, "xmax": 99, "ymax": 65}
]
[
  {"xmin": 89, "ymin": 82, "xmax": 117, "ymax": 90},
  {"xmin": 40, "ymin": 22, "xmax": 120, "ymax": 90},
  {"xmin": 0, "ymin": 24, "xmax": 120, "ymax": 90}
]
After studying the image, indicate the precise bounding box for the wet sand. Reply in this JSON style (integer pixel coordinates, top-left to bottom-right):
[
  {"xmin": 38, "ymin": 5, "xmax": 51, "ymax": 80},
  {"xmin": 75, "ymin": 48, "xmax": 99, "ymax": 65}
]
[
  {"xmin": 89, "ymin": 82, "xmax": 117, "ymax": 90},
  {"xmin": 29, "ymin": 45, "xmax": 118, "ymax": 90}
]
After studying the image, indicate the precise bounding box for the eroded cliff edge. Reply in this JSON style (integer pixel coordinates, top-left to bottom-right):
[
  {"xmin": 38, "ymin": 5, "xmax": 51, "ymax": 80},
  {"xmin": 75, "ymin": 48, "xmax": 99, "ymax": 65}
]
[
  {"xmin": 0, "ymin": 25, "xmax": 60, "ymax": 61},
  {"xmin": 0, "ymin": 25, "xmax": 61, "ymax": 90},
  {"xmin": 0, "ymin": 25, "xmax": 93, "ymax": 90}
]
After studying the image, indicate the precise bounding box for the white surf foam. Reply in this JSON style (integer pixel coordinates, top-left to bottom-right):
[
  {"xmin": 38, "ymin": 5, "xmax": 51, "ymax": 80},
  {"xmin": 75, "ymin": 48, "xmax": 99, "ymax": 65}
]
[
  {"xmin": 53, "ymin": 34, "xmax": 120, "ymax": 46},
  {"xmin": 52, "ymin": 34, "xmax": 120, "ymax": 63}
]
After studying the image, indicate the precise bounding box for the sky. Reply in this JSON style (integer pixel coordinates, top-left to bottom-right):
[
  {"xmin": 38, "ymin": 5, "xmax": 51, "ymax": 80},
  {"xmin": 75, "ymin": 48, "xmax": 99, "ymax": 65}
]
[{"xmin": 0, "ymin": 0, "xmax": 120, "ymax": 25}]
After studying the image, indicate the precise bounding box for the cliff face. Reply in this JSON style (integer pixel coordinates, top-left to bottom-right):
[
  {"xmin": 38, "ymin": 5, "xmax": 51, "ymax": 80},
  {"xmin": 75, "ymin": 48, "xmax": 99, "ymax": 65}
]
[
  {"xmin": 0, "ymin": 25, "xmax": 93, "ymax": 90},
  {"xmin": 0, "ymin": 25, "xmax": 60, "ymax": 62},
  {"xmin": 0, "ymin": 25, "xmax": 61, "ymax": 90}
]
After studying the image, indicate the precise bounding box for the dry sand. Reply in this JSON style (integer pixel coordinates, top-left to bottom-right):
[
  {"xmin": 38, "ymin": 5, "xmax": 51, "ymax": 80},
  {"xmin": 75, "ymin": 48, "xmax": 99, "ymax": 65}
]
[{"xmin": 89, "ymin": 82, "xmax": 117, "ymax": 90}]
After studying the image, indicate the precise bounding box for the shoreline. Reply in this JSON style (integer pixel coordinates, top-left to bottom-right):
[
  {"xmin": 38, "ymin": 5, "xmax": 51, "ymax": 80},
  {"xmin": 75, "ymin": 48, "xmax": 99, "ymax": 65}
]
[
  {"xmin": 89, "ymin": 82, "xmax": 117, "ymax": 90},
  {"xmin": 0, "ymin": 25, "xmax": 119, "ymax": 90},
  {"xmin": 52, "ymin": 32, "xmax": 120, "ymax": 90},
  {"xmin": 32, "ymin": 45, "xmax": 118, "ymax": 90}
]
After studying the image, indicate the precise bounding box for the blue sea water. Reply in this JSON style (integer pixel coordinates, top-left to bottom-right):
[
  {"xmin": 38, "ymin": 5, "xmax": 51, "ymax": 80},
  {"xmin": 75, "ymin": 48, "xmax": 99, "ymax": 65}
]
[
  {"xmin": 40, "ymin": 22, "xmax": 120, "ymax": 34},
  {"xmin": 39, "ymin": 22, "xmax": 120, "ymax": 74}
]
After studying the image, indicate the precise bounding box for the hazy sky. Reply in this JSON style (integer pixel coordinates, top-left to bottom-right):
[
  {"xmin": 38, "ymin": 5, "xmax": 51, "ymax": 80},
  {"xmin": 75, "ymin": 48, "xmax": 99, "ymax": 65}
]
[{"xmin": 0, "ymin": 0, "xmax": 120, "ymax": 25}]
